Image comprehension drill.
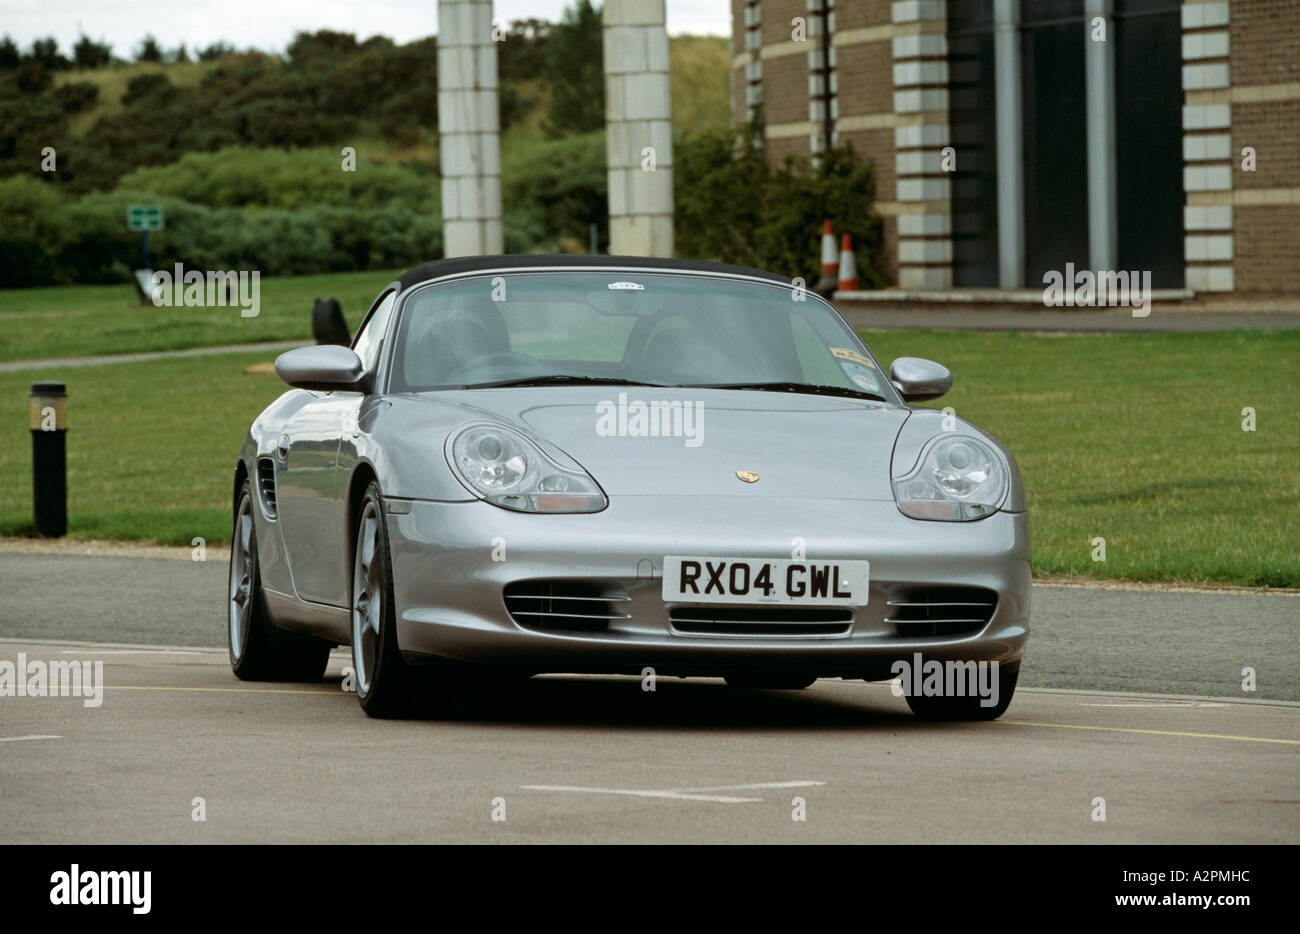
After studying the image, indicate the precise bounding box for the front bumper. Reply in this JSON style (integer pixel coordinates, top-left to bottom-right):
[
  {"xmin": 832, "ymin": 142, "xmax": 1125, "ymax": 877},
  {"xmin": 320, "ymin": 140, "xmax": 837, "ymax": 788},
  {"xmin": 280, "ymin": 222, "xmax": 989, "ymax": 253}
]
[{"xmin": 386, "ymin": 495, "xmax": 1030, "ymax": 679}]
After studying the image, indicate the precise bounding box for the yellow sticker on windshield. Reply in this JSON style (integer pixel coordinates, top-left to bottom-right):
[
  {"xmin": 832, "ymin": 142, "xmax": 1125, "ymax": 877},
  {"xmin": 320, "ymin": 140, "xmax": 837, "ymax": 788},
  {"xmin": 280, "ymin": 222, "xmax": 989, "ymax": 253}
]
[{"xmin": 830, "ymin": 347, "xmax": 874, "ymax": 367}]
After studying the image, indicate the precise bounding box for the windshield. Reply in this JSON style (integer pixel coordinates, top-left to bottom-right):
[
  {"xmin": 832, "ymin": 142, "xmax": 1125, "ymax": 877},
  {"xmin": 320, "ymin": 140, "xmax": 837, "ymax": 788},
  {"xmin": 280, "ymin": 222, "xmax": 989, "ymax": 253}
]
[{"xmin": 387, "ymin": 270, "xmax": 897, "ymax": 401}]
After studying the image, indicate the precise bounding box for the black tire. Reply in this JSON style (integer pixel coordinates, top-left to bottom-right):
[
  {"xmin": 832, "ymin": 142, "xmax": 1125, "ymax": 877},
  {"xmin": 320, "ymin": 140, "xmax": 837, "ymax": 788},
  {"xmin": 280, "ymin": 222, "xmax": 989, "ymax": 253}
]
[
  {"xmin": 903, "ymin": 661, "xmax": 1020, "ymax": 721},
  {"xmin": 228, "ymin": 481, "xmax": 331, "ymax": 682},
  {"xmin": 351, "ymin": 482, "xmax": 421, "ymax": 718},
  {"xmin": 724, "ymin": 672, "xmax": 818, "ymax": 690}
]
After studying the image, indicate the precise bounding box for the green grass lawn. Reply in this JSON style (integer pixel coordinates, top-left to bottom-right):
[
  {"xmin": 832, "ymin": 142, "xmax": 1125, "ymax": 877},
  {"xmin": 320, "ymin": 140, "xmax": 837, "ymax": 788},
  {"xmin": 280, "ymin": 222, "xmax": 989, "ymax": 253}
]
[
  {"xmin": 864, "ymin": 328, "xmax": 1299, "ymax": 587},
  {"xmin": 1, "ymin": 274, "xmax": 1296, "ymax": 586},
  {"xmin": 0, "ymin": 351, "xmax": 284, "ymax": 543},
  {"xmin": 0, "ymin": 269, "xmax": 399, "ymax": 363}
]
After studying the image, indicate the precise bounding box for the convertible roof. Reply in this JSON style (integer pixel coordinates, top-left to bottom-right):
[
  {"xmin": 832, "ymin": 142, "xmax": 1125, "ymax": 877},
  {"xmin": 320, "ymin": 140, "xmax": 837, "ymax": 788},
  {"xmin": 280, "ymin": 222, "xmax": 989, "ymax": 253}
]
[{"xmin": 395, "ymin": 254, "xmax": 790, "ymax": 293}]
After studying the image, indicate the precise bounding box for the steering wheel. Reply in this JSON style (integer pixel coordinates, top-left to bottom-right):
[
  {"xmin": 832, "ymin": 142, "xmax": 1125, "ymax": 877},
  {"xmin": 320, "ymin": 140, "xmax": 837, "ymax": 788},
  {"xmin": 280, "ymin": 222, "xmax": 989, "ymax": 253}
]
[{"xmin": 444, "ymin": 352, "xmax": 548, "ymax": 384}]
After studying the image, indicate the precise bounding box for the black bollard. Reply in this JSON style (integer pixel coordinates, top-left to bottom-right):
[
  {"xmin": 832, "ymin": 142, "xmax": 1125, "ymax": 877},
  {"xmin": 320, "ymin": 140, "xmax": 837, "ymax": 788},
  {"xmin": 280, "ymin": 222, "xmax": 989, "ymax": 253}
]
[
  {"xmin": 30, "ymin": 381, "xmax": 68, "ymax": 538},
  {"xmin": 311, "ymin": 298, "xmax": 351, "ymax": 347}
]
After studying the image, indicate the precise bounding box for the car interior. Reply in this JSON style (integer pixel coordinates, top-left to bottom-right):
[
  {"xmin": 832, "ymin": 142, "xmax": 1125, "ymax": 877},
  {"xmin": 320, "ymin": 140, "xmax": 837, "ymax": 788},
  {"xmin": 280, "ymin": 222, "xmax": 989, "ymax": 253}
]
[{"xmin": 391, "ymin": 275, "xmax": 869, "ymax": 393}]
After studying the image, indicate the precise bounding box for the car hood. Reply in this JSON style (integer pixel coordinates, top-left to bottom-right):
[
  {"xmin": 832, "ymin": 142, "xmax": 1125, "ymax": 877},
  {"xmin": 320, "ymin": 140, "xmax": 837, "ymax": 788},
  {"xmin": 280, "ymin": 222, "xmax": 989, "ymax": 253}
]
[{"xmin": 413, "ymin": 387, "xmax": 908, "ymax": 500}]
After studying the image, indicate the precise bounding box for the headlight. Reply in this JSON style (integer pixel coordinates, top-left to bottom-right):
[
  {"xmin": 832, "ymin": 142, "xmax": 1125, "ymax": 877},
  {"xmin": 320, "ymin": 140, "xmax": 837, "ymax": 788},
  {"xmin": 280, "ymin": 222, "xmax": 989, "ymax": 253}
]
[
  {"xmin": 448, "ymin": 424, "xmax": 607, "ymax": 513},
  {"xmin": 892, "ymin": 435, "xmax": 1008, "ymax": 521}
]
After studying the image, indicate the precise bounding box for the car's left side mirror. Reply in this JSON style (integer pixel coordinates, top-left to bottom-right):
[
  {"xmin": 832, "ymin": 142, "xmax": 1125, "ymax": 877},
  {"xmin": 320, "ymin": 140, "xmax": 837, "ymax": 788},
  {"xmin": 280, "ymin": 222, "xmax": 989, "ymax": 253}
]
[
  {"xmin": 890, "ymin": 357, "xmax": 952, "ymax": 402},
  {"xmin": 275, "ymin": 345, "xmax": 367, "ymax": 392}
]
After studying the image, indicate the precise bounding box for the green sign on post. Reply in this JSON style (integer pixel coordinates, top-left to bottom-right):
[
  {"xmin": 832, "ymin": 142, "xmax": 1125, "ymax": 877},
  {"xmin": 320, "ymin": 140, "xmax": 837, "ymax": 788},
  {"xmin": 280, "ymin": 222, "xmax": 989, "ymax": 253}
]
[
  {"xmin": 127, "ymin": 204, "xmax": 164, "ymax": 231},
  {"xmin": 127, "ymin": 205, "xmax": 164, "ymax": 301}
]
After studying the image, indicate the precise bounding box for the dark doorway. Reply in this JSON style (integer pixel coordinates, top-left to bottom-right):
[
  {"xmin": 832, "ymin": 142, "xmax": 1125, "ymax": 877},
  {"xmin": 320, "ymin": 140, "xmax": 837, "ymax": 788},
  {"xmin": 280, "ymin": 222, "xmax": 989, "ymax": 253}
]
[
  {"xmin": 1116, "ymin": 0, "xmax": 1184, "ymax": 287},
  {"xmin": 1020, "ymin": 0, "xmax": 1090, "ymax": 286},
  {"xmin": 948, "ymin": 0, "xmax": 999, "ymax": 286}
]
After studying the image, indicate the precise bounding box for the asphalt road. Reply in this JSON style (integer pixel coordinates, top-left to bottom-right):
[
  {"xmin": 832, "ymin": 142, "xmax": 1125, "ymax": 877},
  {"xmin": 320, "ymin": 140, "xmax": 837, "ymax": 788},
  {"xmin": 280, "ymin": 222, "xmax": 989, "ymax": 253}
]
[
  {"xmin": 1, "ymin": 550, "xmax": 1294, "ymax": 700},
  {"xmin": 0, "ymin": 642, "xmax": 1295, "ymax": 844},
  {"xmin": 1, "ymin": 551, "xmax": 1296, "ymax": 844}
]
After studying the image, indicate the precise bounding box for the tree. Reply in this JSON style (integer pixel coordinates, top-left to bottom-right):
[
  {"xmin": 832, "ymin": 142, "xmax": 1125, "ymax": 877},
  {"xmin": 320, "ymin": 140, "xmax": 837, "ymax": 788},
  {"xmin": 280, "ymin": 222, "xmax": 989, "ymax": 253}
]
[
  {"xmin": 0, "ymin": 35, "xmax": 21, "ymax": 70},
  {"xmin": 13, "ymin": 62, "xmax": 53, "ymax": 95},
  {"xmin": 198, "ymin": 42, "xmax": 236, "ymax": 61},
  {"xmin": 135, "ymin": 35, "xmax": 163, "ymax": 63},
  {"xmin": 73, "ymin": 34, "xmax": 113, "ymax": 68},
  {"xmin": 27, "ymin": 37, "xmax": 69, "ymax": 70},
  {"xmin": 542, "ymin": 0, "xmax": 603, "ymax": 137},
  {"xmin": 674, "ymin": 120, "xmax": 886, "ymax": 286},
  {"xmin": 287, "ymin": 30, "xmax": 359, "ymax": 65},
  {"xmin": 498, "ymin": 18, "xmax": 551, "ymax": 83}
]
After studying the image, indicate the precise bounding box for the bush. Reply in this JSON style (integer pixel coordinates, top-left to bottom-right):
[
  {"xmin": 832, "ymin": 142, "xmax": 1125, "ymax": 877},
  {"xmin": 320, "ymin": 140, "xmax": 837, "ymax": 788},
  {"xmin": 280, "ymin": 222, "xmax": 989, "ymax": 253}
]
[
  {"xmin": 0, "ymin": 174, "xmax": 446, "ymax": 286},
  {"xmin": 115, "ymin": 147, "xmax": 440, "ymax": 211},
  {"xmin": 543, "ymin": 0, "xmax": 604, "ymax": 137},
  {"xmin": 51, "ymin": 81, "xmax": 98, "ymax": 113},
  {"xmin": 0, "ymin": 176, "xmax": 68, "ymax": 285},
  {"xmin": 0, "ymin": 85, "xmax": 72, "ymax": 178},
  {"xmin": 502, "ymin": 130, "xmax": 607, "ymax": 251},
  {"xmin": 675, "ymin": 124, "xmax": 887, "ymax": 287}
]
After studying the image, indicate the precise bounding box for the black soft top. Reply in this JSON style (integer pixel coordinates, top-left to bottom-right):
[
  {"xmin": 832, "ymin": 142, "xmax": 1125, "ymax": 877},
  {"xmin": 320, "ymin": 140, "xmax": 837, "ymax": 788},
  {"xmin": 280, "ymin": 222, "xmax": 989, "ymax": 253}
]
[{"xmin": 396, "ymin": 254, "xmax": 789, "ymax": 293}]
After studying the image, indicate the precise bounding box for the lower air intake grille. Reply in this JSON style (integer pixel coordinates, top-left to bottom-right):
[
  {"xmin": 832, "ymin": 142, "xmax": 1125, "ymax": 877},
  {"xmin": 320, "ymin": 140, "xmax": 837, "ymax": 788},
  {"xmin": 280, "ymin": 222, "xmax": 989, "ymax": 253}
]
[
  {"xmin": 670, "ymin": 606, "xmax": 852, "ymax": 637},
  {"xmin": 504, "ymin": 581, "xmax": 630, "ymax": 633},
  {"xmin": 256, "ymin": 458, "xmax": 277, "ymax": 518},
  {"xmin": 884, "ymin": 586, "xmax": 997, "ymax": 637}
]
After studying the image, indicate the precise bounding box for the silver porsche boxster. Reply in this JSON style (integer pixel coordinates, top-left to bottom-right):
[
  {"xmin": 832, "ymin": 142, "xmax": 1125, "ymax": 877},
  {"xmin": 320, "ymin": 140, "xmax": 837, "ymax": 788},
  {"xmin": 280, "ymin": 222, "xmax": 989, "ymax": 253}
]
[{"xmin": 228, "ymin": 255, "xmax": 1029, "ymax": 719}]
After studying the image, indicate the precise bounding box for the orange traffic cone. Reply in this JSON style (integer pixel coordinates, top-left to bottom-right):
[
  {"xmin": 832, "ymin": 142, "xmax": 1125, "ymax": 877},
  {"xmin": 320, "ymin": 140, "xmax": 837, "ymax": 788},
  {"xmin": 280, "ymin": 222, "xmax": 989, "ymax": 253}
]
[
  {"xmin": 837, "ymin": 233, "xmax": 858, "ymax": 291},
  {"xmin": 815, "ymin": 219, "xmax": 838, "ymax": 296}
]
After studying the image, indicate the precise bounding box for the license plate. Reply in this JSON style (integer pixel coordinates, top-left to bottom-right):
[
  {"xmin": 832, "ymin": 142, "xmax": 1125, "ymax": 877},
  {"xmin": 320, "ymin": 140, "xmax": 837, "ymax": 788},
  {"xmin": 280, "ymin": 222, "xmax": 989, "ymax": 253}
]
[{"xmin": 662, "ymin": 556, "xmax": 869, "ymax": 606}]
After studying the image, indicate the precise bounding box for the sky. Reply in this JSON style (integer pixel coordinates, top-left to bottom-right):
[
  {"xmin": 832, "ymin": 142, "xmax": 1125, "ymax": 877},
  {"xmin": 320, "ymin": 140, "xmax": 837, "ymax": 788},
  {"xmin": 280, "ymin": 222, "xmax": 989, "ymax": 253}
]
[{"xmin": 0, "ymin": 1, "xmax": 732, "ymax": 57}]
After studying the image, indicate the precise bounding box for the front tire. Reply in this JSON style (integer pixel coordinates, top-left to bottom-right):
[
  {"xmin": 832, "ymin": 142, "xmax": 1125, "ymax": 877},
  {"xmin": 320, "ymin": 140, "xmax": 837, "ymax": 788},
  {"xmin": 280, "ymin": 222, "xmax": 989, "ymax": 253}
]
[
  {"xmin": 351, "ymin": 482, "xmax": 420, "ymax": 718},
  {"xmin": 903, "ymin": 661, "xmax": 1020, "ymax": 721},
  {"xmin": 228, "ymin": 481, "xmax": 330, "ymax": 681}
]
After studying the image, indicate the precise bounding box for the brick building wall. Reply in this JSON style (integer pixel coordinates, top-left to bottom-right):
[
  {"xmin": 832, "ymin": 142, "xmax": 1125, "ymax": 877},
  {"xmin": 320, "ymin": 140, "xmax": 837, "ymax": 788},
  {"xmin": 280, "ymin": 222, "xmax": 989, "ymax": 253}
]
[
  {"xmin": 729, "ymin": 0, "xmax": 1299, "ymax": 296},
  {"xmin": 1229, "ymin": 0, "xmax": 1300, "ymax": 294}
]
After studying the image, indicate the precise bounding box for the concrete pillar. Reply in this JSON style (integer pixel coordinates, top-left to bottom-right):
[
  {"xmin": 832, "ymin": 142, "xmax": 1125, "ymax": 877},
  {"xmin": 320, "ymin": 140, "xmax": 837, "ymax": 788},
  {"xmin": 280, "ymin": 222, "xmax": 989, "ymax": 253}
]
[
  {"xmin": 603, "ymin": 0, "xmax": 674, "ymax": 257},
  {"xmin": 892, "ymin": 1, "xmax": 951, "ymax": 290},
  {"xmin": 993, "ymin": 0, "xmax": 1024, "ymax": 288},
  {"xmin": 1181, "ymin": 0, "xmax": 1234, "ymax": 292},
  {"xmin": 1085, "ymin": 0, "xmax": 1117, "ymax": 277},
  {"xmin": 438, "ymin": 0, "xmax": 503, "ymax": 256}
]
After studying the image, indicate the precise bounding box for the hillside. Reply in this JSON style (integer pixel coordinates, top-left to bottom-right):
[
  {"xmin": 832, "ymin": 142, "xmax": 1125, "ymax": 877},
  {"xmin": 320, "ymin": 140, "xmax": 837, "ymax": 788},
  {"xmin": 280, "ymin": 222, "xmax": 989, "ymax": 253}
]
[{"xmin": 41, "ymin": 36, "xmax": 731, "ymax": 167}]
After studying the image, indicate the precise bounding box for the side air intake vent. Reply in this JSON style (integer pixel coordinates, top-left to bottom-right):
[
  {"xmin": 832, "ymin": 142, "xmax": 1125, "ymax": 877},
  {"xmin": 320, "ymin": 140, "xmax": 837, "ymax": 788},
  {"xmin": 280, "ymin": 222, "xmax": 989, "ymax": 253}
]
[
  {"xmin": 256, "ymin": 458, "xmax": 277, "ymax": 518},
  {"xmin": 884, "ymin": 586, "xmax": 997, "ymax": 637},
  {"xmin": 504, "ymin": 581, "xmax": 631, "ymax": 633}
]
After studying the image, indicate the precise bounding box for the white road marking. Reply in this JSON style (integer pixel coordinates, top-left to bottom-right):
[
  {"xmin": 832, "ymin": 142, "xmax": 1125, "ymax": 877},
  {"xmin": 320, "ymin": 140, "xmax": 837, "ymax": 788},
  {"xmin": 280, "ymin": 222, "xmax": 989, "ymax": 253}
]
[
  {"xmin": 58, "ymin": 648, "xmax": 207, "ymax": 656},
  {"xmin": 522, "ymin": 780, "xmax": 825, "ymax": 804},
  {"xmin": 0, "ymin": 735, "xmax": 62, "ymax": 743},
  {"xmin": 522, "ymin": 786, "xmax": 764, "ymax": 803},
  {"xmin": 1081, "ymin": 702, "xmax": 1230, "ymax": 708},
  {"xmin": 859, "ymin": 680, "xmax": 1300, "ymax": 709},
  {"xmin": 1016, "ymin": 686, "xmax": 1299, "ymax": 707},
  {"xmin": 674, "ymin": 780, "xmax": 826, "ymax": 793},
  {"xmin": 0, "ymin": 637, "xmax": 225, "ymax": 654}
]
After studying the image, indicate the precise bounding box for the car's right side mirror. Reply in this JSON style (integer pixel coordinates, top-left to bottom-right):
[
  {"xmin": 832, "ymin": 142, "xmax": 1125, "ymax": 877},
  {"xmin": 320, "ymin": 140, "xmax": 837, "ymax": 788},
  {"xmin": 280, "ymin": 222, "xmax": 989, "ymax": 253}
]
[
  {"xmin": 890, "ymin": 357, "xmax": 953, "ymax": 402},
  {"xmin": 275, "ymin": 345, "xmax": 367, "ymax": 392}
]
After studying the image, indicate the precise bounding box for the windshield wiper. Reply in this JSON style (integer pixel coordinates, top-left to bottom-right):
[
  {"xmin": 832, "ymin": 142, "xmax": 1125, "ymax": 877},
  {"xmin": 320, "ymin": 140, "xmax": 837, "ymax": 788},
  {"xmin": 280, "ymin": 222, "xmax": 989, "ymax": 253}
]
[
  {"xmin": 460, "ymin": 375, "xmax": 671, "ymax": 389},
  {"xmin": 682, "ymin": 381, "xmax": 888, "ymax": 402}
]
